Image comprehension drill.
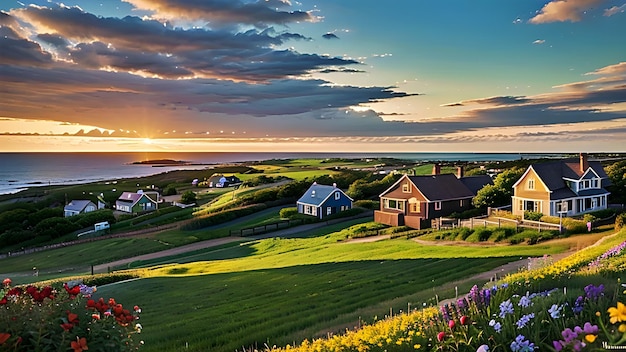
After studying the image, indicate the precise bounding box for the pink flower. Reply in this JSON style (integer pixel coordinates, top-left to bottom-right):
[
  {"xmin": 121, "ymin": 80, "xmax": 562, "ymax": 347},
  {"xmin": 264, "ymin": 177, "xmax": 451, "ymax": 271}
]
[
  {"xmin": 448, "ymin": 319, "xmax": 456, "ymax": 329},
  {"xmin": 460, "ymin": 315, "xmax": 469, "ymax": 325},
  {"xmin": 2, "ymin": 278, "xmax": 10, "ymax": 287},
  {"xmin": 437, "ymin": 331, "xmax": 446, "ymax": 342}
]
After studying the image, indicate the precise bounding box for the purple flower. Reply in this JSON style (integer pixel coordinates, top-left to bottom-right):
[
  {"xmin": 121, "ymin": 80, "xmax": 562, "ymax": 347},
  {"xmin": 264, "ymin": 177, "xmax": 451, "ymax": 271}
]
[
  {"xmin": 584, "ymin": 284, "xmax": 604, "ymax": 300},
  {"xmin": 511, "ymin": 335, "xmax": 535, "ymax": 352},
  {"xmin": 561, "ymin": 328, "xmax": 578, "ymax": 343},
  {"xmin": 499, "ymin": 299, "xmax": 514, "ymax": 318},
  {"xmin": 548, "ymin": 304, "xmax": 562, "ymax": 319},
  {"xmin": 489, "ymin": 319, "xmax": 502, "ymax": 333},
  {"xmin": 518, "ymin": 295, "xmax": 532, "ymax": 308},
  {"xmin": 583, "ymin": 322, "xmax": 598, "ymax": 334},
  {"xmin": 516, "ymin": 313, "xmax": 535, "ymax": 329},
  {"xmin": 572, "ymin": 295, "xmax": 584, "ymax": 314}
]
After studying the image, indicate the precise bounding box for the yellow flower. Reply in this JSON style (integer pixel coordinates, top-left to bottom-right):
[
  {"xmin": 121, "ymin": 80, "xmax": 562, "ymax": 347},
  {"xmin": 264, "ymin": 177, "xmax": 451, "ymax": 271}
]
[
  {"xmin": 414, "ymin": 344, "xmax": 421, "ymax": 349},
  {"xmin": 608, "ymin": 302, "xmax": 626, "ymax": 324},
  {"xmin": 585, "ymin": 334, "xmax": 597, "ymax": 343},
  {"xmin": 620, "ymin": 324, "xmax": 626, "ymax": 333}
]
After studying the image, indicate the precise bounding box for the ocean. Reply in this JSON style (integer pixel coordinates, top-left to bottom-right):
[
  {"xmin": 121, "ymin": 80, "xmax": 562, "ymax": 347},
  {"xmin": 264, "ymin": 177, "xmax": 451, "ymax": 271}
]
[{"xmin": 0, "ymin": 152, "xmax": 557, "ymax": 195}]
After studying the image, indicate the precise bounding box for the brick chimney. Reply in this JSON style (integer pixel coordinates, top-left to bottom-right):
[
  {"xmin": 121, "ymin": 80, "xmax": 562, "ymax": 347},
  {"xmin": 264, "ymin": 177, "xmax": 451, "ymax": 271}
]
[
  {"xmin": 432, "ymin": 164, "xmax": 441, "ymax": 175},
  {"xmin": 456, "ymin": 166, "xmax": 464, "ymax": 179},
  {"xmin": 579, "ymin": 153, "xmax": 589, "ymax": 173}
]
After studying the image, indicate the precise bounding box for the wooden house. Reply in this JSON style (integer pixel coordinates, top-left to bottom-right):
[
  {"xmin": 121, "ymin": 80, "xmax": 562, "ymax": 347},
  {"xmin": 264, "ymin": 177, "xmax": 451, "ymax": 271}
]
[
  {"xmin": 297, "ymin": 183, "xmax": 353, "ymax": 220},
  {"xmin": 511, "ymin": 153, "xmax": 610, "ymax": 217},
  {"xmin": 115, "ymin": 192, "xmax": 158, "ymax": 214},
  {"xmin": 374, "ymin": 166, "xmax": 492, "ymax": 229}
]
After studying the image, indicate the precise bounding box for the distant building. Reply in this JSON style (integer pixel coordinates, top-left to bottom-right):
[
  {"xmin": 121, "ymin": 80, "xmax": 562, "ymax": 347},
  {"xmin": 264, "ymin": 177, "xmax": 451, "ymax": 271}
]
[
  {"xmin": 374, "ymin": 166, "xmax": 493, "ymax": 229},
  {"xmin": 115, "ymin": 192, "xmax": 158, "ymax": 214},
  {"xmin": 297, "ymin": 183, "xmax": 353, "ymax": 220},
  {"xmin": 64, "ymin": 200, "xmax": 97, "ymax": 217},
  {"xmin": 511, "ymin": 153, "xmax": 610, "ymax": 217},
  {"xmin": 207, "ymin": 174, "xmax": 242, "ymax": 188}
]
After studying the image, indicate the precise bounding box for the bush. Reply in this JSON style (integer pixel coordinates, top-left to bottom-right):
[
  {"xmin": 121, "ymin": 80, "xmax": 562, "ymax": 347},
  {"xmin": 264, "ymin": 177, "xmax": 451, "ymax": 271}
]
[
  {"xmin": 353, "ymin": 200, "xmax": 379, "ymax": 210},
  {"xmin": 181, "ymin": 190, "xmax": 197, "ymax": 204},
  {"xmin": 490, "ymin": 227, "xmax": 516, "ymax": 242},
  {"xmin": 474, "ymin": 228, "xmax": 493, "ymax": 241},
  {"xmin": 0, "ymin": 278, "xmax": 142, "ymax": 352},
  {"xmin": 524, "ymin": 211, "xmax": 543, "ymax": 221},
  {"xmin": 449, "ymin": 208, "xmax": 485, "ymax": 219},
  {"xmin": 279, "ymin": 207, "xmax": 298, "ymax": 219},
  {"xmin": 616, "ymin": 213, "xmax": 626, "ymax": 231},
  {"xmin": 163, "ymin": 186, "xmax": 177, "ymax": 196}
]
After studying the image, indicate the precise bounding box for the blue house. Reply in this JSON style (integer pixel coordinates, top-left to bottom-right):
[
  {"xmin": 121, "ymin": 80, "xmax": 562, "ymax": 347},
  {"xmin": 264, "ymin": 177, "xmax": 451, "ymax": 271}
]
[{"xmin": 297, "ymin": 183, "xmax": 353, "ymax": 219}]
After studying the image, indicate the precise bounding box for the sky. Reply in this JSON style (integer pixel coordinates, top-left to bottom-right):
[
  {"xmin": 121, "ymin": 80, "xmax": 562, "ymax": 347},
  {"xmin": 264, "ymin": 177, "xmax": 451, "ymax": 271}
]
[{"xmin": 1, "ymin": 0, "xmax": 625, "ymax": 153}]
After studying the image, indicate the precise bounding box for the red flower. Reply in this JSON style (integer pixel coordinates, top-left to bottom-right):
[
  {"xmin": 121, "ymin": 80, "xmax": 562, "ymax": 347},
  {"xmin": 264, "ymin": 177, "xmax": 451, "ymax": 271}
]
[
  {"xmin": 134, "ymin": 305, "xmax": 141, "ymax": 312},
  {"xmin": 70, "ymin": 337, "xmax": 88, "ymax": 352},
  {"xmin": 60, "ymin": 323, "xmax": 74, "ymax": 331},
  {"xmin": 67, "ymin": 311, "xmax": 79, "ymax": 324},
  {"xmin": 448, "ymin": 319, "xmax": 455, "ymax": 329},
  {"xmin": 0, "ymin": 333, "xmax": 10, "ymax": 345},
  {"xmin": 0, "ymin": 297, "xmax": 6, "ymax": 305},
  {"xmin": 460, "ymin": 315, "xmax": 469, "ymax": 325},
  {"xmin": 64, "ymin": 284, "xmax": 81, "ymax": 297},
  {"xmin": 437, "ymin": 331, "xmax": 446, "ymax": 342},
  {"xmin": 7, "ymin": 287, "xmax": 22, "ymax": 296},
  {"xmin": 2, "ymin": 278, "xmax": 11, "ymax": 287}
]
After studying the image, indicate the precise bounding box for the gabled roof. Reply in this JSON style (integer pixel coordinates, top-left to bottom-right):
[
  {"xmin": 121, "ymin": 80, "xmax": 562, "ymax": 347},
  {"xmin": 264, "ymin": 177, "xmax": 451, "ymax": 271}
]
[
  {"xmin": 518, "ymin": 158, "xmax": 609, "ymax": 192},
  {"xmin": 64, "ymin": 200, "xmax": 94, "ymax": 212},
  {"xmin": 406, "ymin": 174, "xmax": 474, "ymax": 201},
  {"xmin": 297, "ymin": 183, "xmax": 352, "ymax": 207},
  {"xmin": 117, "ymin": 192, "xmax": 157, "ymax": 206},
  {"xmin": 459, "ymin": 175, "xmax": 494, "ymax": 196}
]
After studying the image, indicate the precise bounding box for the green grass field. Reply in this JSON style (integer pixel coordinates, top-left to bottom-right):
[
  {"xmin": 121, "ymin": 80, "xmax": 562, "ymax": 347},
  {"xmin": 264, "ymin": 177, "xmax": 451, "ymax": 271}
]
[{"xmin": 91, "ymin": 223, "xmax": 573, "ymax": 352}]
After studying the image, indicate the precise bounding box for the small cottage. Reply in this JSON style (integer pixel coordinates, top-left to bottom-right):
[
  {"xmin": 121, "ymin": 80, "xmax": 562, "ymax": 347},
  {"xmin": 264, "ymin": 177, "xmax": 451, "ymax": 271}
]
[
  {"xmin": 64, "ymin": 200, "xmax": 97, "ymax": 217},
  {"xmin": 115, "ymin": 192, "xmax": 158, "ymax": 214},
  {"xmin": 297, "ymin": 183, "xmax": 353, "ymax": 220}
]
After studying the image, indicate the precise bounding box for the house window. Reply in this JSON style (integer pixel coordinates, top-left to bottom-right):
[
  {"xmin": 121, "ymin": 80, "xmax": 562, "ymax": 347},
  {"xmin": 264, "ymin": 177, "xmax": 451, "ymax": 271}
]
[
  {"xmin": 434, "ymin": 201, "xmax": 442, "ymax": 210},
  {"xmin": 327, "ymin": 207, "xmax": 332, "ymax": 215},
  {"xmin": 410, "ymin": 202, "xmax": 420, "ymax": 213},
  {"xmin": 518, "ymin": 200, "xmax": 523, "ymax": 211},
  {"xmin": 312, "ymin": 207, "xmax": 317, "ymax": 216},
  {"xmin": 385, "ymin": 199, "xmax": 404, "ymax": 211},
  {"xmin": 402, "ymin": 183, "xmax": 411, "ymax": 193},
  {"xmin": 527, "ymin": 179, "xmax": 535, "ymax": 190},
  {"xmin": 334, "ymin": 191, "xmax": 340, "ymax": 200},
  {"xmin": 460, "ymin": 199, "xmax": 464, "ymax": 207}
]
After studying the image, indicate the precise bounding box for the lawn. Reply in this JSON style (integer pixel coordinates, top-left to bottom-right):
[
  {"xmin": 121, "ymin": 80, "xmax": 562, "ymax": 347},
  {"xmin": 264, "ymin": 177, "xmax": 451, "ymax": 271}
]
[{"xmin": 91, "ymin": 223, "xmax": 576, "ymax": 352}]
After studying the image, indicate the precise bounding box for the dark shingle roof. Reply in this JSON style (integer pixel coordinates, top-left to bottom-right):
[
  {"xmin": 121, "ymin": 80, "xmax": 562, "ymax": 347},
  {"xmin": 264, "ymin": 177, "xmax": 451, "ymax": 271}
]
[
  {"xmin": 407, "ymin": 174, "xmax": 474, "ymax": 201},
  {"xmin": 532, "ymin": 158, "xmax": 609, "ymax": 192},
  {"xmin": 460, "ymin": 175, "xmax": 494, "ymax": 196}
]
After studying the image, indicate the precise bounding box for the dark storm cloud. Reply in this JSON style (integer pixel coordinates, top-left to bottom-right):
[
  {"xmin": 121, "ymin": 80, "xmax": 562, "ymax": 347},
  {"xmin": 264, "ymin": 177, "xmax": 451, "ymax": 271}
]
[
  {"xmin": 322, "ymin": 33, "xmax": 339, "ymax": 39},
  {"xmin": 10, "ymin": 4, "xmax": 357, "ymax": 81},
  {"xmin": 123, "ymin": 0, "xmax": 314, "ymax": 27},
  {"xmin": 0, "ymin": 36, "xmax": 53, "ymax": 66},
  {"xmin": 36, "ymin": 33, "xmax": 69, "ymax": 48}
]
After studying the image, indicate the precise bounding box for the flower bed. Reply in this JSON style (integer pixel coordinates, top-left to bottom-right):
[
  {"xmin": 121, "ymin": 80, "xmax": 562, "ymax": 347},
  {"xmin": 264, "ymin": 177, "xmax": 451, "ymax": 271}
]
[{"xmin": 1, "ymin": 278, "xmax": 142, "ymax": 351}]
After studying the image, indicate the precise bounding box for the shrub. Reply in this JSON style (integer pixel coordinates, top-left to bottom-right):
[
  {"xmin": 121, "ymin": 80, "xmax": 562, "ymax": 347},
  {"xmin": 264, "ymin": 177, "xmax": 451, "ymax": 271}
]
[
  {"xmin": 163, "ymin": 186, "xmax": 177, "ymax": 196},
  {"xmin": 490, "ymin": 227, "xmax": 516, "ymax": 242},
  {"xmin": 279, "ymin": 207, "xmax": 298, "ymax": 219},
  {"xmin": 353, "ymin": 200, "xmax": 379, "ymax": 210},
  {"xmin": 457, "ymin": 227, "xmax": 473, "ymax": 241},
  {"xmin": 524, "ymin": 211, "xmax": 543, "ymax": 221},
  {"xmin": 617, "ymin": 213, "xmax": 626, "ymax": 231},
  {"xmin": 0, "ymin": 278, "xmax": 142, "ymax": 352},
  {"xmin": 181, "ymin": 190, "xmax": 197, "ymax": 204},
  {"xmin": 474, "ymin": 228, "xmax": 493, "ymax": 241}
]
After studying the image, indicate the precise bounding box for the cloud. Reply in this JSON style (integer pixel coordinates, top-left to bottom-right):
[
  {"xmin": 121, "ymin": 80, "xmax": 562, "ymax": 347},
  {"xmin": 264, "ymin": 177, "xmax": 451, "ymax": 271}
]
[
  {"xmin": 122, "ymin": 0, "xmax": 314, "ymax": 28},
  {"xmin": 322, "ymin": 32, "xmax": 339, "ymax": 39},
  {"xmin": 585, "ymin": 61, "xmax": 626, "ymax": 75},
  {"xmin": 604, "ymin": 4, "xmax": 626, "ymax": 16},
  {"xmin": 533, "ymin": 39, "xmax": 546, "ymax": 44},
  {"xmin": 8, "ymin": 4, "xmax": 358, "ymax": 81},
  {"xmin": 442, "ymin": 96, "xmax": 530, "ymax": 107},
  {"xmin": 529, "ymin": 0, "xmax": 604, "ymax": 24}
]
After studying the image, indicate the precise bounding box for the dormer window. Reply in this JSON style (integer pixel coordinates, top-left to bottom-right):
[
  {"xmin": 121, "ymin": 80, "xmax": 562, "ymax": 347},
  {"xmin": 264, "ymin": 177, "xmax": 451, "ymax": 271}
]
[
  {"xmin": 402, "ymin": 183, "xmax": 411, "ymax": 193},
  {"xmin": 334, "ymin": 191, "xmax": 340, "ymax": 200},
  {"xmin": 311, "ymin": 190, "xmax": 316, "ymax": 197},
  {"xmin": 527, "ymin": 179, "xmax": 535, "ymax": 190}
]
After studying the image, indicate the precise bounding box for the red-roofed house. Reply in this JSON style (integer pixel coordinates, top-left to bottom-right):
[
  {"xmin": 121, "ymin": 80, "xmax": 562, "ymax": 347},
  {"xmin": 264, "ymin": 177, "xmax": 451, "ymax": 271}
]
[{"xmin": 115, "ymin": 192, "xmax": 158, "ymax": 214}]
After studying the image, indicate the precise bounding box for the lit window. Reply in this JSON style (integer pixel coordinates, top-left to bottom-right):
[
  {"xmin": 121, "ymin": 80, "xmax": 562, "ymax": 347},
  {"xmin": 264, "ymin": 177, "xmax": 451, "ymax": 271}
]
[
  {"xmin": 434, "ymin": 201, "xmax": 442, "ymax": 210},
  {"xmin": 402, "ymin": 183, "xmax": 411, "ymax": 193},
  {"xmin": 410, "ymin": 202, "xmax": 420, "ymax": 213},
  {"xmin": 527, "ymin": 179, "xmax": 535, "ymax": 190}
]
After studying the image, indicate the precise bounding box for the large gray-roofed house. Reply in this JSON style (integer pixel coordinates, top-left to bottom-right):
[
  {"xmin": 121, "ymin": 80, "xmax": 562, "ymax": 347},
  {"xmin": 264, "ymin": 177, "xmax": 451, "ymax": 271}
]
[{"xmin": 511, "ymin": 153, "xmax": 610, "ymax": 217}]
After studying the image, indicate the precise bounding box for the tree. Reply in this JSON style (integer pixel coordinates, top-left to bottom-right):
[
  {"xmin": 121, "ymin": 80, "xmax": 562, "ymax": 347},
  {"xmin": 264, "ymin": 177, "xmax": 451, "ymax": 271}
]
[
  {"xmin": 181, "ymin": 190, "xmax": 197, "ymax": 204},
  {"xmin": 606, "ymin": 160, "xmax": 626, "ymax": 204},
  {"xmin": 473, "ymin": 167, "xmax": 525, "ymax": 208}
]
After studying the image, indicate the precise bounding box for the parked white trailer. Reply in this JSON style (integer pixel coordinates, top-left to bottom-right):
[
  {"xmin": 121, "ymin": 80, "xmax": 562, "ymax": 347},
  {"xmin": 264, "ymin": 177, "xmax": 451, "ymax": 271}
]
[{"xmin": 94, "ymin": 221, "xmax": 110, "ymax": 232}]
